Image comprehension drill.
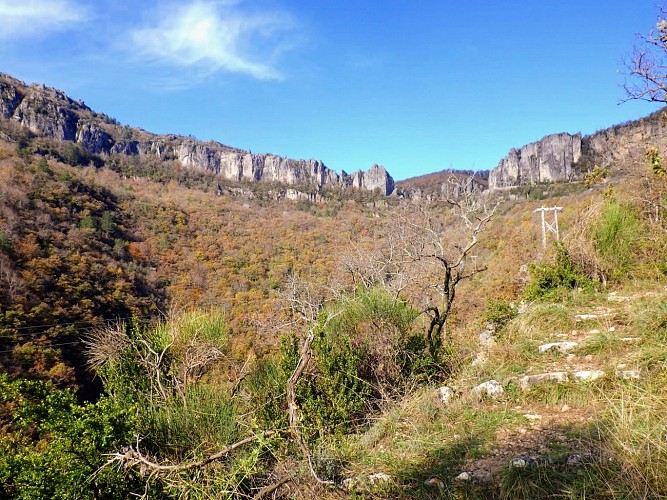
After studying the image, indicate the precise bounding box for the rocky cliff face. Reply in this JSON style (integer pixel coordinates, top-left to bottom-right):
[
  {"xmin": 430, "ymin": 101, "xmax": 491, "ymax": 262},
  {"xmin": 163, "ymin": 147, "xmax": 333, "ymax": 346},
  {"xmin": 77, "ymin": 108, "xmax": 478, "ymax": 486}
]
[
  {"xmin": 489, "ymin": 108, "xmax": 667, "ymax": 190},
  {"xmin": 580, "ymin": 109, "xmax": 667, "ymax": 177},
  {"xmin": 348, "ymin": 164, "xmax": 395, "ymax": 194},
  {"xmin": 489, "ymin": 133, "xmax": 582, "ymax": 189},
  {"xmin": 0, "ymin": 73, "xmax": 395, "ymax": 196}
]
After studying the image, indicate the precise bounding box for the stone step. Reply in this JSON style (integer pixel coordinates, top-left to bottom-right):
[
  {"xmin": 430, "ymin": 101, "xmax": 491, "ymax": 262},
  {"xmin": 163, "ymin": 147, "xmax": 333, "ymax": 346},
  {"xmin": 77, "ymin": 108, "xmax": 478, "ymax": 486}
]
[{"xmin": 538, "ymin": 341, "xmax": 578, "ymax": 353}]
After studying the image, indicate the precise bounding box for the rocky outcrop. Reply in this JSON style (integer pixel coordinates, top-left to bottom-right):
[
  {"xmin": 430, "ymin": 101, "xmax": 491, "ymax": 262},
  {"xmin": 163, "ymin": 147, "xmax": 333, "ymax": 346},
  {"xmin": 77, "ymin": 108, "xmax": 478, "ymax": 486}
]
[
  {"xmin": 348, "ymin": 164, "xmax": 395, "ymax": 195},
  {"xmin": 0, "ymin": 73, "xmax": 395, "ymax": 196},
  {"xmin": 12, "ymin": 91, "xmax": 80, "ymax": 141},
  {"xmin": 580, "ymin": 108, "xmax": 667, "ymax": 177},
  {"xmin": 0, "ymin": 81, "xmax": 23, "ymax": 119},
  {"xmin": 489, "ymin": 133, "xmax": 582, "ymax": 189},
  {"xmin": 489, "ymin": 108, "xmax": 667, "ymax": 190},
  {"xmin": 76, "ymin": 122, "xmax": 114, "ymax": 154}
]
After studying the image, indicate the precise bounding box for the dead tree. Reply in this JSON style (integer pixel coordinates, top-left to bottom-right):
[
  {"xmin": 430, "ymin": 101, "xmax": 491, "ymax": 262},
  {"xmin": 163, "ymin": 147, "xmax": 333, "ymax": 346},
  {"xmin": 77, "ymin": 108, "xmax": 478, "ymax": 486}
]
[
  {"xmin": 623, "ymin": 6, "xmax": 667, "ymax": 103},
  {"xmin": 393, "ymin": 176, "xmax": 498, "ymax": 357}
]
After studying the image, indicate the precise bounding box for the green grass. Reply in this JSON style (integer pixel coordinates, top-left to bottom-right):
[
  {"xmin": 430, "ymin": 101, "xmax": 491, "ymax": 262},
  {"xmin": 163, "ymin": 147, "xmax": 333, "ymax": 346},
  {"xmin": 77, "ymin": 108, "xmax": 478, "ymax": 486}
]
[
  {"xmin": 142, "ymin": 384, "xmax": 240, "ymax": 459},
  {"xmin": 576, "ymin": 330, "xmax": 624, "ymax": 357}
]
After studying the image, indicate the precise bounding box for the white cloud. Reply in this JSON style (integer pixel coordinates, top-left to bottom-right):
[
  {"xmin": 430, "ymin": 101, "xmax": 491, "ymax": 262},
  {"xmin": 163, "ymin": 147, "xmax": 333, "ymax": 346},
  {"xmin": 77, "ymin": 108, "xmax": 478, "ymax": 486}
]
[
  {"xmin": 0, "ymin": 0, "xmax": 87, "ymax": 39},
  {"xmin": 131, "ymin": 1, "xmax": 296, "ymax": 81}
]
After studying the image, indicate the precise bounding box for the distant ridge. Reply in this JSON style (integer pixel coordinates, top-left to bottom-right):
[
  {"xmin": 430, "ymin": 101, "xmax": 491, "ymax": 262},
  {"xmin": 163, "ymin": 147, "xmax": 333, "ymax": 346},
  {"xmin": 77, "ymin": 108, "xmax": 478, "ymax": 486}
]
[{"xmin": 0, "ymin": 72, "xmax": 395, "ymax": 196}]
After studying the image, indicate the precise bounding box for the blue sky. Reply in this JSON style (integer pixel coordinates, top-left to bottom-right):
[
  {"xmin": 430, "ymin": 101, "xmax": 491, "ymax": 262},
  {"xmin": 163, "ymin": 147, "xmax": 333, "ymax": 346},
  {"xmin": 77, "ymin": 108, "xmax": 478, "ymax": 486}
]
[{"xmin": 0, "ymin": 1, "xmax": 663, "ymax": 180}]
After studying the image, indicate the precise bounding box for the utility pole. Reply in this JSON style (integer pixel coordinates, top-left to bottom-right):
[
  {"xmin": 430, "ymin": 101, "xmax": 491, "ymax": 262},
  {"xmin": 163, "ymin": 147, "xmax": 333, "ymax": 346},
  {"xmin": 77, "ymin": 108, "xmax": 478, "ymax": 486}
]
[{"xmin": 534, "ymin": 206, "xmax": 563, "ymax": 248}]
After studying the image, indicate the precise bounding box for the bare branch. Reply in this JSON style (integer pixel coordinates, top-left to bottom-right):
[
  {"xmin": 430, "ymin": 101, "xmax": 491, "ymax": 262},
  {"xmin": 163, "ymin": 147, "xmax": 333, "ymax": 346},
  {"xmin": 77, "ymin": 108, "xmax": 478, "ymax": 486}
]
[
  {"xmin": 285, "ymin": 312, "xmax": 342, "ymax": 486},
  {"xmin": 623, "ymin": 8, "xmax": 667, "ymax": 103},
  {"xmin": 106, "ymin": 431, "xmax": 275, "ymax": 475}
]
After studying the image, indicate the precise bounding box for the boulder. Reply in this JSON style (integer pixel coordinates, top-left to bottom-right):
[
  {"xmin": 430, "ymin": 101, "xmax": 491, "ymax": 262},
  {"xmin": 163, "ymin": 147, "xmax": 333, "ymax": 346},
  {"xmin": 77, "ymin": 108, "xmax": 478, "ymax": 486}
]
[
  {"xmin": 472, "ymin": 379, "xmax": 504, "ymax": 398},
  {"xmin": 538, "ymin": 341, "xmax": 578, "ymax": 353},
  {"xmin": 517, "ymin": 372, "xmax": 568, "ymax": 390},
  {"xmin": 436, "ymin": 386, "xmax": 455, "ymax": 404}
]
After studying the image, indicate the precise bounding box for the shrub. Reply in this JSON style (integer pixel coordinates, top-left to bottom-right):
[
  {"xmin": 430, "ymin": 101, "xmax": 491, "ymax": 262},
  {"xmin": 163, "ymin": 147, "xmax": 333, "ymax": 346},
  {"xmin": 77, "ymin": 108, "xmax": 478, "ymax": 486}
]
[
  {"xmin": 594, "ymin": 199, "xmax": 642, "ymax": 281},
  {"xmin": 483, "ymin": 299, "xmax": 518, "ymax": 332},
  {"xmin": 584, "ymin": 165, "xmax": 609, "ymax": 188},
  {"xmin": 86, "ymin": 312, "xmax": 277, "ymax": 497},
  {"xmin": 0, "ymin": 375, "xmax": 141, "ymax": 499},
  {"xmin": 285, "ymin": 289, "xmax": 440, "ymax": 438},
  {"xmin": 523, "ymin": 244, "xmax": 596, "ymax": 301}
]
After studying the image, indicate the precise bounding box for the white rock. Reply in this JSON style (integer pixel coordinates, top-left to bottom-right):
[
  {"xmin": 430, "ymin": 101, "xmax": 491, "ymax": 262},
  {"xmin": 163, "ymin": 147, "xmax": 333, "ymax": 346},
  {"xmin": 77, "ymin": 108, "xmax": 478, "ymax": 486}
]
[
  {"xmin": 572, "ymin": 370, "xmax": 605, "ymax": 381},
  {"xmin": 617, "ymin": 369, "xmax": 641, "ymax": 379},
  {"xmin": 575, "ymin": 314, "xmax": 598, "ymax": 321},
  {"xmin": 343, "ymin": 472, "xmax": 391, "ymax": 490},
  {"xmin": 471, "ymin": 352, "xmax": 487, "ymax": 366},
  {"xmin": 510, "ymin": 457, "xmax": 530, "ymax": 468},
  {"xmin": 436, "ymin": 386, "xmax": 454, "ymax": 404},
  {"xmin": 472, "ymin": 379, "xmax": 504, "ymax": 398},
  {"xmin": 367, "ymin": 472, "xmax": 391, "ymax": 485},
  {"xmin": 425, "ymin": 477, "xmax": 445, "ymax": 488},
  {"xmin": 479, "ymin": 330, "xmax": 496, "ymax": 347},
  {"xmin": 454, "ymin": 471, "xmax": 471, "ymax": 481},
  {"xmin": 538, "ymin": 341, "xmax": 578, "ymax": 353},
  {"xmin": 517, "ymin": 372, "xmax": 569, "ymax": 390}
]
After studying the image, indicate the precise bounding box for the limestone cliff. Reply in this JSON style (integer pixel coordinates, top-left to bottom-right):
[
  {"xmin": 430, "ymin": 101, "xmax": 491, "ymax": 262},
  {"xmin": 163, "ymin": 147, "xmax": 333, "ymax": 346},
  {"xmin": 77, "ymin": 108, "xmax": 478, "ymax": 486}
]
[
  {"xmin": 489, "ymin": 108, "xmax": 667, "ymax": 190},
  {"xmin": 489, "ymin": 133, "xmax": 582, "ymax": 190},
  {"xmin": 0, "ymin": 73, "xmax": 395, "ymax": 196},
  {"xmin": 579, "ymin": 108, "xmax": 667, "ymax": 177},
  {"xmin": 348, "ymin": 164, "xmax": 395, "ymax": 194}
]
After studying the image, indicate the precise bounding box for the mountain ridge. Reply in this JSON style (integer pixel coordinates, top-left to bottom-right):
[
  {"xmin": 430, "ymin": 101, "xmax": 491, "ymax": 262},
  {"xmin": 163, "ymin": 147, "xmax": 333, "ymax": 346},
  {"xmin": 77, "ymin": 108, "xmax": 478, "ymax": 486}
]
[
  {"xmin": 0, "ymin": 73, "xmax": 396, "ymax": 196},
  {"xmin": 3, "ymin": 71, "xmax": 667, "ymax": 197}
]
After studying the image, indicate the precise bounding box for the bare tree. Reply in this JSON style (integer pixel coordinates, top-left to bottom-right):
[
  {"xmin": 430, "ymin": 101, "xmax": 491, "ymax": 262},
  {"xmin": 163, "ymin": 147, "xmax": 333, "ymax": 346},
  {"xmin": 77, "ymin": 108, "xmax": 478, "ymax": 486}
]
[
  {"xmin": 392, "ymin": 177, "xmax": 498, "ymax": 357},
  {"xmin": 333, "ymin": 176, "xmax": 497, "ymax": 358},
  {"xmin": 624, "ymin": 6, "xmax": 667, "ymax": 103}
]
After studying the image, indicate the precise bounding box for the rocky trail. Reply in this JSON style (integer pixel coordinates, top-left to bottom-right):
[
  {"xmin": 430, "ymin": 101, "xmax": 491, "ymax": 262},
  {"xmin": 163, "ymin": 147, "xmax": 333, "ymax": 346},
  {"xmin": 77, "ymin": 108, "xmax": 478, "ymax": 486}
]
[{"xmin": 432, "ymin": 288, "xmax": 665, "ymax": 488}]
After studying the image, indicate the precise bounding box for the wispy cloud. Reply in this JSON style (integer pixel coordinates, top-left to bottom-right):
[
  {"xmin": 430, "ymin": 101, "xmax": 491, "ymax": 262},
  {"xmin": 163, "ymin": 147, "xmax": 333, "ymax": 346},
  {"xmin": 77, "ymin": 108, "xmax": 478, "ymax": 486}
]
[
  {"xmin": 131, "ymin": 1, "xmax": 297, "ymax": 81},
  {"xmin": 0, "ymin": 0, "xmax": 88, "ymax": 39}
]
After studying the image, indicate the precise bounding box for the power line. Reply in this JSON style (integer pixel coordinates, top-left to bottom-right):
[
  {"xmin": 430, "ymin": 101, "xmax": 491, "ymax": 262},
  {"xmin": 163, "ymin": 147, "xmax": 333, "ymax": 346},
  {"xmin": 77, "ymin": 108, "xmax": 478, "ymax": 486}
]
[
  {"xmin": 0, "ymin": 314, "xmax": 156, "ymax": 339},
  {"xmin": 0, "ymin": 340, "xmax": 83, "ymax": 354}
]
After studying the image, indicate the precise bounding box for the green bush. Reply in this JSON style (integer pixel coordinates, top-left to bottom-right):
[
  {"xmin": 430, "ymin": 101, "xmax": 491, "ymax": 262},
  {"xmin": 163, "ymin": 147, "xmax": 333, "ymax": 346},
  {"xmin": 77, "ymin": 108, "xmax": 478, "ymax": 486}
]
[
  {"xmin": 143, "ymin": 385, "xmax": 239, "ymax": 459},
  {"xmin": 243, "ymin": 353, "xmax": 290, "ymax": 431},
  {"xmin": 87, "ymin": 312, "xmax": 275, "ymax": 498},
  {"xmin": 523, "ymin": 244, "xmax": 595, "ymax": 301},
  {"xmin": 483, "ymin": 299, "xmax": 518, "ymax": 332},
  {"xmin": 0, "ymin": 375, "xmax": 141, "ymax": 499},
  {"xmin": 284, "ymin": 289, "xmax": 439, "ymax": 438}
]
